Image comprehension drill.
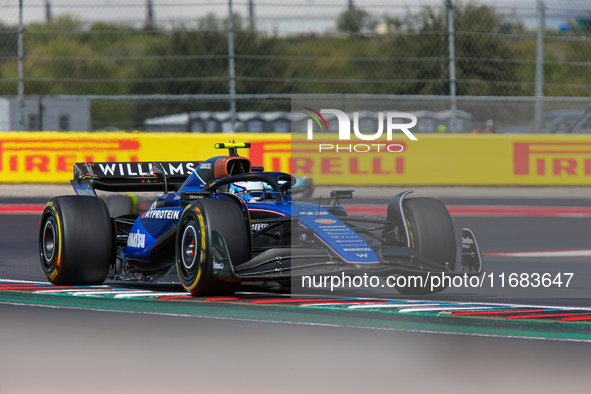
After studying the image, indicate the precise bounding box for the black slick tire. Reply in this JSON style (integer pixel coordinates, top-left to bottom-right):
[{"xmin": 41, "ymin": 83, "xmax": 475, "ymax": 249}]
[
  {"xmin": 395, "ymin": 197, "xmax": 456, "ymax": 295},
  {"xmin": 175, "ymin": 199, "xmax": 249, "ymax": 296},
  {"xmin": 39, "ymin": 196, "xmax": 114, "ymax": 285}
]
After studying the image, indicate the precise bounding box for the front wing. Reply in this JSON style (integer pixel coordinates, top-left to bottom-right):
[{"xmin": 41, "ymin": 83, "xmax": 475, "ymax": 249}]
[{"xmin": 211, "ymin": 228, "xmax": 483, "ymax": 283}]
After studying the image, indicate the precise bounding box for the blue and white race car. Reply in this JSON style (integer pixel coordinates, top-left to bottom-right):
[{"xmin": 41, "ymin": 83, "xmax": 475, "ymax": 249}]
[{"xmin": 39, "ymin": 142, "xmax": 482, "ymax": 296}]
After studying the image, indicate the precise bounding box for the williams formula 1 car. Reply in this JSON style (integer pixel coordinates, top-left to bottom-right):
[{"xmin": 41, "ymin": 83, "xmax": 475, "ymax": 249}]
[{"xmin": 39, "ymin": 142, "xmax": 482, "ymax": 296}]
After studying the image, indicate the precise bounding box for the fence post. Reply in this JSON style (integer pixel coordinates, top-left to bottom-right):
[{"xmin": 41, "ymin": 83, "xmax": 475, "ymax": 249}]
[
  {"xmin": 248, "ymin": 0, "xmax": 255, "ymax": 29},
  {"xmin": 17, "ymin": 0, "xmax": 24, "ymax": 132},
  {"xmin": 534, "ymin": 0, "xmax": 545, "ymax": 133},
  {"xmin": 446, "ymin": 0, "xmax": 457, "ymax": 133},
  {"xmin": 228, "ymin": 0, "xmax": 237, "ymax": 132},
  {"xmin": 45, "ymin": 0, "xmax": 52, "ymax": 23},
  {"xmin": 146, "ymin": 0, "xmax": 155, "ymax": 28}
]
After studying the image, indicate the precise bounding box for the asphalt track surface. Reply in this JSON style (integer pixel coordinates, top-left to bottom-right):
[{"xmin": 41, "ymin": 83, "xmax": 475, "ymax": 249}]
[{"xmin": 3, "ymin": 187, "xmax": 591, "ymax": 392}]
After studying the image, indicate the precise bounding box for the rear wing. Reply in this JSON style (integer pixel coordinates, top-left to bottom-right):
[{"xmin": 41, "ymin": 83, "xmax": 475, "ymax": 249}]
[{"xmin": 71, "ymin": 161, "xmax": 202, "ymax": 194}]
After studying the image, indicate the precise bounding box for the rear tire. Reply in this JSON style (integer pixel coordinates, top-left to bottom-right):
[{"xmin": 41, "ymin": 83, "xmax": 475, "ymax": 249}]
[
  {"xmin": 39, "ymin": 196, "xmax": 114, "ymax": 285},
  {"xmin": 175, "ymin": 199, "xmax": 249, "ymax": 296},
  {"xmin": 395, "ymin": 197, "xmax": 456, "ymax": 295}
]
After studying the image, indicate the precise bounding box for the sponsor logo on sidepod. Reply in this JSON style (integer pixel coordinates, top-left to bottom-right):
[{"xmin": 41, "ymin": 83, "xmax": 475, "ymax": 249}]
[
  {"xmin": 315, "ymin": 218, "xmax": 336, "ymax": 224},
  {"xmin": 143, "ymin": 210, "xmax": 180, "ymax": 220},
  {"xmin": 128, "ymin": 230, "xmax": 146, "ymax": 248},
  {"xmin": 251, "ymin": 223, "xmax": 269, "ymax": 231}
]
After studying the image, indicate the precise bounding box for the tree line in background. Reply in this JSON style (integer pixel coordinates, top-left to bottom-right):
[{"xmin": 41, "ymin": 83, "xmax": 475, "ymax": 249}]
[{"xmin": 0, "ymin": 3, "xmax": 590, "ymax": 129}]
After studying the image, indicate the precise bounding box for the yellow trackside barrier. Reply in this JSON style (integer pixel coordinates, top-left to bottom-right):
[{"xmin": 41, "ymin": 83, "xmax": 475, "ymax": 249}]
[
  {"xmin": 2, "ymin": 132, "xmax": 591, "ymax": 185},
  {"xmin": 0, "ymin": 132, "xmax": 289, "ymax": 183},
  {"xmin": 290, "ymin": 133, "xmax": 591, "ymax": 186}
]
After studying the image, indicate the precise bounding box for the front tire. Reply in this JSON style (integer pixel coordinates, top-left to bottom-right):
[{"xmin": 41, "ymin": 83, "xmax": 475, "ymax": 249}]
[
  {"xmin": 39, "ymin": 196, "xmax": 114, "ymax": 285},
  {"xmin": 395, "ymin": 197, "xmax": 456, "ymax": 295},
  {"xmin": 175, "ymin": 199, "xmax": 249, "ymax": 296}
]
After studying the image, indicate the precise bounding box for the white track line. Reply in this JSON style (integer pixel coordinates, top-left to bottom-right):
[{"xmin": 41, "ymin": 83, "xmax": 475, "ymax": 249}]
[
  {"xmin": 344, "ymin": 303, "xmax": 445, "ymax": 310},
  {"xmin": 114, "ymin": 292, "xmax": 190, "ymax": 299},
  {"xmin": 32, "ymin": 287, "xmax": 113, "ymax": 293},
  {"xmin": 0, "ymin": 279, "xmax": 47, "ymax": 284},
  {"xmin": 72, "ymin": 290, "xmax": 153, "ymax": 296},
  {"xmin": 397, "ymin": 306, "xmax": 500, "ymax": 313},
  {"xmin": 487, "ymin": 249, "xmax": 591, "ymax": 257}
]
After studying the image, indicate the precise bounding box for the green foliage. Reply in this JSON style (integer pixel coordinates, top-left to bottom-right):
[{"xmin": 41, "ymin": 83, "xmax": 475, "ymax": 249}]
[
  {"xmin": 0, "ymin": 24, "xmax": 18, "ymax": 59},
  {"xmin": 370, "ymin": 3, "xmax": 528, "ymax": 96},
  {"xmin": 569, "ymin": 17, "xmax": 591, "ymax": 35},
  {"xmin": 337, "ymin": 8, "xmax": 375, "ymax": 35},
  {"xmin": 0, "ymin": 22, "xmax": 18, "ymax": 95},
  {"xmin": 0, "ymin": 4, "xmax": 588, "ymax": 128}
]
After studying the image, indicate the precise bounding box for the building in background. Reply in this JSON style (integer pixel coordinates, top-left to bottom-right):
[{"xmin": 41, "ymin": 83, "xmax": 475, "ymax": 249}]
[
  {"xmin": 146, "ymin": 111, "xmax": 291, "ymax": 133},
  {"xmin": 0, "ymin": 97, "xmax": 90, "ymax": 132},
  {"xmin": 146, "ymin": 110, "xmax": 472, "ymax": 134}
]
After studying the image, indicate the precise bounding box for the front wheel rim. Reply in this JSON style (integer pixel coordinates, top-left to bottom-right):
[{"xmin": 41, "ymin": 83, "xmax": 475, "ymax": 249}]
[
  {"xmin": 42, "ymin": 218, "xmax": 56, "ymax": 268},
  {"xmin": 181, "ymin": 224, "xmax": 198, "ymax": 271}
]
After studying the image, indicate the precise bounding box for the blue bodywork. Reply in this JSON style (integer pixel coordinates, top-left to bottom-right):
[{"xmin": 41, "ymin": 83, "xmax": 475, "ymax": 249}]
[
  {"xmin": 124, "ymin": 163, "xmax": 379, "ymax": 271},
  {"xmin": 65, "ymin": 143, "xmax": 483, "ymax": 294}
]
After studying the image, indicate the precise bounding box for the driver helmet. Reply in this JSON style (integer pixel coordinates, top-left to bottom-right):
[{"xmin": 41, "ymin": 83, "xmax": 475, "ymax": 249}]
[{"xmin": 229, "ymin": 181, "xmax": 266, "ymax": 201}]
